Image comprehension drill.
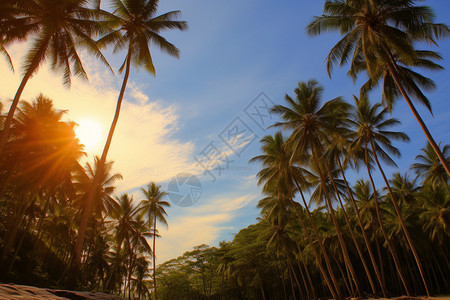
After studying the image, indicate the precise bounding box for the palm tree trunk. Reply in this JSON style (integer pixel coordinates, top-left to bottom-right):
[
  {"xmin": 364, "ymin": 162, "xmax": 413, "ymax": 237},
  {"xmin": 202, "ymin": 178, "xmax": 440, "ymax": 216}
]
[
  {"xmin": 286, "ymin": 255, "xmax": 302, "ymax": 299},
  {"xmin": 290, "ymin": 178, "xmax": 343, "ymax": 299},
  {"xmin": 315, "ymin": 159, "xmax": 361, "ymax": 297},
  {"xmin": 364, "ymin": 146, "xmax": 411, "ymax": 296},
  {"xmin": 337, "ymin": 157, "xmax": 387, "ymax": 297},
  {"xmin": 369, "ymin": 137, "xmax": 431, "ymax": 297},
  {"xmin": 0, "ymin": 37, "xmax": 50, "ymax": 155},
  {"xmin": 153, "ymin": 215, "xmax": 158, "ymax": 300},
  {"xmin": 293, "ymin": 236, "xmax": 316, "ymax": 300},
  {"xmin": 326, "ymin": 163, "xmax": 378, "ymax": 295},
  {"xmin": 386, "ymin": 58, "xmax": 450, "ymax": 177},
  {"xmin": 67, "ymin": 52, "xmax": 132, "ymax": 288}
]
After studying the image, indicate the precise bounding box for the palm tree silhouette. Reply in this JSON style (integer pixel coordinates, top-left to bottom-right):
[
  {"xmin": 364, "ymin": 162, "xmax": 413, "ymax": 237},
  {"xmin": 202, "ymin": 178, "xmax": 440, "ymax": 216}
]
[{"xmin": 139, "ymin": 182, "xmax": 170, "ymax": 300}]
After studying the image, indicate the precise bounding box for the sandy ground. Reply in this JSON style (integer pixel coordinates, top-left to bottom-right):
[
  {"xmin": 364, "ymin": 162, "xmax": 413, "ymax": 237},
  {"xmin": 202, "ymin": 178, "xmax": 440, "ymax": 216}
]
[
  {"xmin": 0, "ymin": 284, "xmax": 448, "ymax": 300},
  {"xmin": 0, "ymin": 283, "xmax": 124, "ymax": 299}
]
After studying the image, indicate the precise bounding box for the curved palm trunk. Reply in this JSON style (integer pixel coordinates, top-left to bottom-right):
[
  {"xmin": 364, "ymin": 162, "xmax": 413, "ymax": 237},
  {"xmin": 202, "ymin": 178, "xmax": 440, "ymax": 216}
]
[
  {"xmin": 369, "ymin": 137, "xmax": 431, "ymax": 297},
  {"xmin": 0, "ymin": 37, "xmax": 50, "ymax": 156},
  {"xmin": 337, "ymin": 157, "xmax": 387, "ymax": 297},
  {"xmin": 315, "ymin": 158, "xmax": 361, "ymax": 297},
  {"xmin": 153, "ymin": 215, "xmax": 158, "ymax": 300},
  {"xmin": 290, "ymin": 178, "xmax": 343, "ymax": 299},
  {"xmin": 364, "ymin": 146, "xmax": 411, "ymax": 296},
  {"xmin": 67, "ymin": 53, "xmax": 132, "ymax": 288},
  {"xmin": 386, "ymin": 58, "xmax": 449, "ymax": 178},
  {"xmin": 326, "ymin": 164, "xmax": 378, "ymax": 296}
]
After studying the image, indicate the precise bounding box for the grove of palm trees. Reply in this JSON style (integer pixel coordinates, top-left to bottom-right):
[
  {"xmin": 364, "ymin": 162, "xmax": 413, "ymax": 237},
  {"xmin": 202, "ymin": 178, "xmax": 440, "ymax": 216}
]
[{"xmin": 0, "ymin": 0, "xmax": 448, "ymax": 299}]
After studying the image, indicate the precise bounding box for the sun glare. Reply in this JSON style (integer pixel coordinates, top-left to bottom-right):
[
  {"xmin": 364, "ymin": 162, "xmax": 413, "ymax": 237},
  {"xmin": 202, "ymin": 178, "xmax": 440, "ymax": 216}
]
[{"xmin": 75, "ymin": 119, "xmax": 103, "ymax": 154}]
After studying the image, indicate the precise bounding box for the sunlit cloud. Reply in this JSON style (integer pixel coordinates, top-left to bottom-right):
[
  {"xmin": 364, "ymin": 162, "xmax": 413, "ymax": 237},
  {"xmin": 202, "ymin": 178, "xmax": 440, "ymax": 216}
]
[{"xmin": 0, "ymin": 43, "xmax": 196, "ymax": 192}]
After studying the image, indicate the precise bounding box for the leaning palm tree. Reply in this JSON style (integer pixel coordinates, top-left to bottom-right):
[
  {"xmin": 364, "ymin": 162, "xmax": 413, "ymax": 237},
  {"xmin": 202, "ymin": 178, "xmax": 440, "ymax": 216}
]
[
  {"xmin": 0, "ymin": 0, "xmax": 110, "ymax": 154},
  {"xmin": 139, "ymin": 182, "xmax": 170, "ymax": 300},
  {"xmin": 307, "ymin": 0, "xmax": 450, "ymax": 177},
  {"xmin": 412, "ymin": 142, "xmax": 449, "ymax": 187},
  {"xmin": 70, "ymin": 0, "xmax": 187, "ymax": 286},
  {"xmin": 349, "ymin": 95, "xmax": 431, "ymax": 296}
]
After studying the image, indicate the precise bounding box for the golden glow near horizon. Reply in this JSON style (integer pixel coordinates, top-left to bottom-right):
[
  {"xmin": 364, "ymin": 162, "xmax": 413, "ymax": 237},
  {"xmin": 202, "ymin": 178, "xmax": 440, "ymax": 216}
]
[{"xmin": 75, "ymin": 118, "xmax": 104, "ymax": 154}]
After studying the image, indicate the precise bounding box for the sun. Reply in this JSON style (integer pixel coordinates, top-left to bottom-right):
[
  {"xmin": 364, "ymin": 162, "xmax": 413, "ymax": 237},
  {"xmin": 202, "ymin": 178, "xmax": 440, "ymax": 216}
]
[{"xmin": 75, "ymin": 118, "xmax": 104, "ymax": 154}]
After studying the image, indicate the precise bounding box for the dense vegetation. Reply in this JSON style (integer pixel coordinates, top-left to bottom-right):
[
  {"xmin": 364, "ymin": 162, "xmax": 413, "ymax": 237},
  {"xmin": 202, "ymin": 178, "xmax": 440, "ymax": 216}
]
[
  {"xmin": 154, "ymin": 82, "xmax": 449, "ymax": 299},
  {"xmin": 0, "ymin": 0, "xmax": 449, "ymax": 299}
]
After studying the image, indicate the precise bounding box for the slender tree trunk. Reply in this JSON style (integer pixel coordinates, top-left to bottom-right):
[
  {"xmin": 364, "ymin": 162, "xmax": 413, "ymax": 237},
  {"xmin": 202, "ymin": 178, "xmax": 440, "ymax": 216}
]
[
  {"xmin": 287, "ymin": 256, "xmax": 302, "ymax": 299},
  {"xmin": 0, "ymin": 35, "xmax": 50, "ymax": 156},
  {"xmin": 153, "ymin": 215, "xmax": 158, "ymax": 300},
  {"xmin": 315, "ymin": 158, "xmax": 361, "ymax": 297},
  {"xmin": 288, "ymin": 264, "xmax": 297, "ymax": 300},
  {"xmin": 291, "ymin": 188, "xmax": 343, "ymax": 299},
  {"xmin": 326, "ymin": 163, "xmax": 377, "ymax": 295},
  {"xmin": 386, "ymin": 58, "xmax": 450, "ymax": 177},
  {"xmin": 289, "ymin": 179, "xmax": 342, "ymax": 299},
  {"xmin": 369, "ymin": 137, "xmax": 431, "ymax": 297},
  {"xmin": 293, "ymin": 236, "xmax": 316, "ymax": 299},
  {"xmin": 337, "ymin": 157, "xmax": 387, "ymax": 297},
  {"xmin": 295, "ymin": 259, "xmax": 310, "ymax": 299},
  {"xmin": 67, "ymin": 53, "xmax": 132, "ymax": 288},
  {"xmin": 364, "ymin": 146, "xmax": 411, "ymax": 296}
]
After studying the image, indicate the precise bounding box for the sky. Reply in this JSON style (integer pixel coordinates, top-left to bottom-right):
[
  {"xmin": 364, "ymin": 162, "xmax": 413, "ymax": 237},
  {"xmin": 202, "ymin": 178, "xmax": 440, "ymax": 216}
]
[{"xmin": 1, "ymin": 0, "xmax": 449, "ymax": 265}]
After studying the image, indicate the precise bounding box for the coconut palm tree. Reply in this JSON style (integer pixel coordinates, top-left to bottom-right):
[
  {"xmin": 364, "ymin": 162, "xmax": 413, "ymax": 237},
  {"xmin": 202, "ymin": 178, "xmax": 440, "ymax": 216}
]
[
  {"xmin": 0, "ymin": 95, "xmax": 84, "ymax": 264},
  {"xmin": 326, "ymin": 144, "xmax": 387, "ymax": 296},
  {"xmin": 306, "ymin": 0, "xmax": 450, "ymax": 177},
  {"xmin": 69, "ymin": 1, "xmax": 187, "ymax": 285},
  {"xmin": 412, "ymin": 142, "xmax": 449, "ymax": 187},
  {"xmin": 139, "ymin": 182, "xmax": 170, "ymax": 300},
  {"xmin": 250, "ymin": 132, "xmax": 342, "ymax": 299},
  {"xmin": 0, "ymin": 0, "xmax": 110, "ymax": 155},
  {"xmin": 349, "ymin": 95, "xmax": 432, "ymax": 296},
  {"xmin": 271, "ymin": 80, "xmax": 359, "ymax": 298}
]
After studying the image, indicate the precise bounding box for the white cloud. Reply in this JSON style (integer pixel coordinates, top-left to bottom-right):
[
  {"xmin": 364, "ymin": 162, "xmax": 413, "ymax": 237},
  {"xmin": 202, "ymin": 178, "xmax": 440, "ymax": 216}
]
[
  {"xmin": 155, "ymin": 191, "xmax": 256, "ymax": 263},
  {"xmin": 0, "ymin": 43, "xmax": 196, "ymax": 192}
]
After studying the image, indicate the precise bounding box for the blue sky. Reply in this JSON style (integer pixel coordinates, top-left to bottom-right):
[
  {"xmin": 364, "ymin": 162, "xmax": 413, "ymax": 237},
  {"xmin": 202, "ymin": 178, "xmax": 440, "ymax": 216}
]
[{"xmin": 0, "ymin": 0, "xmax": 449, "ymax": 263}]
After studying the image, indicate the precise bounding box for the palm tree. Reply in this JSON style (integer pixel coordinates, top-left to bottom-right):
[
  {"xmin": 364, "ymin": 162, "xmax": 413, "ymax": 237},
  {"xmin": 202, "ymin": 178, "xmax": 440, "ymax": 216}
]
[
  {"xmin": 412, "ymin": 142, "xmax": 449, "ymax": 187},
  {"xmin": 271, "ymin": 80, "xmax": 358, "ymax": 298},
  {"xmin": 69, "ymin": 1, "xmax": 187, "ymax": 285},
  {"xmin": 0, "ymin": 0, "xmax": 110, "ymax": 155},
  {"xmin": 327, "ymin": 144, "xmax": 387, "ymax": 296},
  {"xmin": 139, "ymin": 182, "xmax": 170, "ymax": 300},
  {"xmin": 349, "ymin": 95, "xmax": 432, "ymax": 296},
  {"xmin": 250, "ymin": 132, "xmax": 341, "ymax": 299},
  {"xmin": 0, "ymin": 94, "xmax": 84, "ymax": 264},
  {"xmin": 66, "ymin": 156, "xmax": 122, "ymax": 287},
  {"xmin": 107, "ymin": 193, "xmax": 143, "ymax": 295},
  {"xmin": 306, "ymin": 0, "xmax": 450, "ymax": 177}
]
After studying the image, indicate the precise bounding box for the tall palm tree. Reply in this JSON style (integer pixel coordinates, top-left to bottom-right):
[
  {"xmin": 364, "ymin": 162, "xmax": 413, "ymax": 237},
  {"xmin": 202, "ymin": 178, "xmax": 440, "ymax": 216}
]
[
  {"xmin": 107, "ymin": 193, "xmax": 143, "ymax": 295},
  {"xmin": 327, "ymin": 144, "xmax": 387, "ymax": 296},
  {"xmin": 349, "ymin": 95, "xmax": 431, "ymax": 296},
  {"xmin": 412, "ymin": 142, "xmax": 449, "ymax": 187},
  {"xmin": 271, "ymin": 80, "xmax": 358, "ymax": 298},
  {"xmin": 0, "ymin": 0, "xmax": 110, "ymax": 154},
  {"xmin": 73, "ymin": 0, "xmax": 187, "ymax": 284},
  {"xmin": 139, "ymin": 182, "xmax": 170, "ymax": 300},
  {"xmin": 306, "ymin": 0, "xmax": 450, "ymax": 176},
  {"xmin": 250, "ymin": 132, "xmax": 341, "ymax": 299},
  {"xmin": 70, "ymin": 0, "xmax": 186, "ymax": 285}
]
